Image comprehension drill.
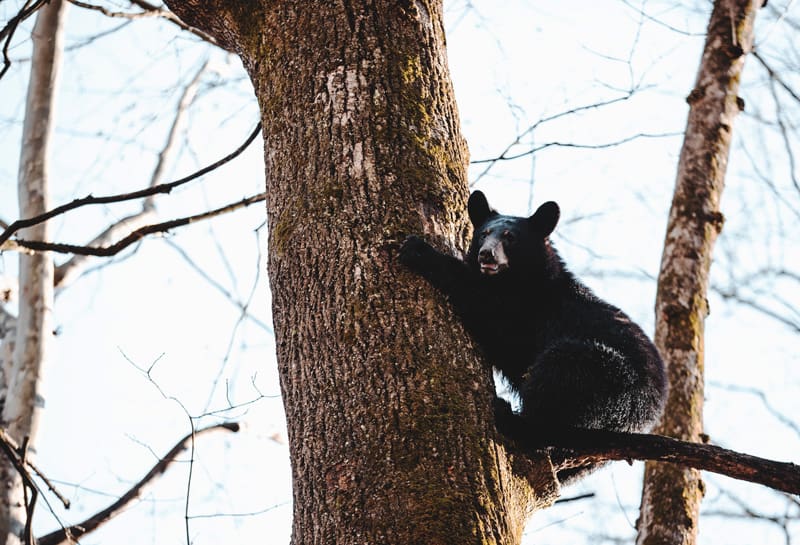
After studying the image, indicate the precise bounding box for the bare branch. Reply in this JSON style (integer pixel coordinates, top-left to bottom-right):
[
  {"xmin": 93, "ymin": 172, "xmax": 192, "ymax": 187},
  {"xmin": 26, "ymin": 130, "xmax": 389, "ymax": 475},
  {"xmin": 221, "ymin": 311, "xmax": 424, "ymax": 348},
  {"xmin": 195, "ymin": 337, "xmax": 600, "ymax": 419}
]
[
  {"xmin": 766, "ymin": 74, "xmax": 800, "ymax": 196},
  {"xmin": 12, "ymin": 192, "xmax": 267, "ymax": 257},
  {"xmin": 54, "ymin": 59, "xmax": 211, "ymax": 289},
  {"xmin": 711, "ymin": 382, "xmax": 800, "ymax": 438},
  {"xmin": 53, "ymin": 210, "xmax": 156, "ymax": 287},
  {"xmin": 541, "ymin": 430, "xmax": 800, "ymax": 495},
  {"xmin": 470, "ymin": 131, "xmax": 681, "ymax": 165},
  {"xmin": 0, "ymin": 123, "xmax": 262, "ymax": 248},
  {"xmin": 617, "ymin": 0, "xmax": 705, "ymax": 36},
  {"xmin": 128, "ymin": 0, "xmax": 224, "ymax": 48},
  {"xmin": 64, "ymin": 0, "xmax": 222, "ymax": 48},
  {"xmin": 753, "ymin": 50, "xmax": 800, "ymax": 104},
  {"xmin": 164, "ymin": 238, "xmax": 273, "ymax": 333},
  {"xmin": 705, "ymin": 488, "xmax": 797, "ymax": 545},
  {"xmin": 469, "ymin": 91, "xmax": 649, "ymax": 183},
  {"xmin": 0, "ymin": 430, "xmax": 70, "ymax": 510},
  {"xmin": 0, "ymin": 432, "xmax": 36, "ymax": 545},
  {"xmin": 67, "ymin": 0, "xmax": 164, "ymax": 19},
  {"xmin": 0, "ymin": 0, "xmax": 49, "ymax": 80},
  {"xmin": 713, "ymin": 285, "xmax": 800, "ymax": 333},
  {"xmin": 35, "ymin": 422, "xmax": 240, "ymax": 545}
]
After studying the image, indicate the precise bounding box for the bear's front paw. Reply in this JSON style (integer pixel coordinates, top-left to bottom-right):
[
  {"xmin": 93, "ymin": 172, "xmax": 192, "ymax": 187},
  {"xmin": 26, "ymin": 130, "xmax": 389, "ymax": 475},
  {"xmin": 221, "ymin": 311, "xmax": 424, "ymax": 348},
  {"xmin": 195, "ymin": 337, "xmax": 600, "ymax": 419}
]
[{"xmin": 398, "ymin": 235, "xmax": 433, "ymax": 270}]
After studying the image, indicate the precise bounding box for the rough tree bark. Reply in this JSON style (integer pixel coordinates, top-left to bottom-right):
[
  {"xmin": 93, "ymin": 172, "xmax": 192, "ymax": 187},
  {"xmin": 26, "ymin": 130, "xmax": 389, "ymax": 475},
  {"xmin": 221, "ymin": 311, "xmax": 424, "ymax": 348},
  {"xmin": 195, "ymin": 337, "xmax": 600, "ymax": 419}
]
[
  {"xmin": 637, "ymin": 1, "xmax": 760, "ymax": 545},
  {"xmin": 163, "ymin": 1, "xmax": 558, "ymax": 544},
  {"xmin": 0, "ymin": 1, "xmax": 66, "ymax": 543}
]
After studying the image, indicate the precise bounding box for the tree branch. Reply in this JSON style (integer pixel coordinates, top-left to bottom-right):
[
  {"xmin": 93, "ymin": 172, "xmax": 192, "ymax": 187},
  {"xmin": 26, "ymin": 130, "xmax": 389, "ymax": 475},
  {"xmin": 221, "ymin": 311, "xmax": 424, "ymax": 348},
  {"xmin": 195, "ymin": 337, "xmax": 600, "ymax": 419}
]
[
  {"xmin": 65, "ymin": 0, "xmax": 222, "ymax": 48},
  {"xmin": 53, "ymin": 59, "xmax": 211, "ymax": 289},
  {"xmin": 543, "ymin": 430, "xmax": 800, "ymax": 496},
  {"xmin": 12, "ymin": 192, "xmax": 267, "ymax": 257},
  {"xmin": 0, "ymin": 123, "xmax": 261, "ymax": 249},
  {"xmin": 161, "ymin": 0, "xmax": 256, "ymax": 53},
  {"xmin": 0, "ymin": 0, "xmax": 49, "ymax": 80},
  {"xmin": 36, "ymin": 422, "xmax": 240, "ymax": 545},
  {"xmin": 752, "ymin": 50, "xmax": 800, "ymax": 105},
  {"xmin": 469, "ymin": 131, "xmax": 681, "ymax": 165},
  {"xmin": 468, "ymin": 92, "xmax": 640, "ymax": 183}
]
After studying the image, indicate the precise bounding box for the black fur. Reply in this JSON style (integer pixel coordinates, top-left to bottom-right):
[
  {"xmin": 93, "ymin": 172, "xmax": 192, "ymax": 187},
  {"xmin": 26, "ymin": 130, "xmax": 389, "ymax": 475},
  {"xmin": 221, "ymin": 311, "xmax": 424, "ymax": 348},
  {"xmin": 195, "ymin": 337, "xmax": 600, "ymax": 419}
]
[{"xmin": 399, "ymin": 190, "xmax": 667, "ymax": 484}]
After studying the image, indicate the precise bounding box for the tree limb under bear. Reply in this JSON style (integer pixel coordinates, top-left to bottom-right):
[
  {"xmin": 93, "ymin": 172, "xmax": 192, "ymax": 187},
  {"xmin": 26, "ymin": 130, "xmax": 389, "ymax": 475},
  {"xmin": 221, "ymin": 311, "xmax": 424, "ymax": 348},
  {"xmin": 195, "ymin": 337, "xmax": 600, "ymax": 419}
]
[{"xmin": 541, "ymin": 431, "xmax": 800, "ymax": 495}]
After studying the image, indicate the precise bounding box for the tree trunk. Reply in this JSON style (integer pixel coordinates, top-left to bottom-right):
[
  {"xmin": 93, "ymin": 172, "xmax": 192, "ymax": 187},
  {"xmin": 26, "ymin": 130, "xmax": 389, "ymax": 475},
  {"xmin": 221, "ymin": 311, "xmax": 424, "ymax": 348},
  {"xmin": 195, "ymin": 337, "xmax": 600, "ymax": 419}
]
[
  {"xmin": 164, "ymin": 1, "xmax": 558, "ymax": 543},
  {"xmin": 637, "ymin": 1, "xmax": 759, "ymax": 544},
  {"xmin": 0, "ymin": 1, "xmax": 66, "ymax": 543}
]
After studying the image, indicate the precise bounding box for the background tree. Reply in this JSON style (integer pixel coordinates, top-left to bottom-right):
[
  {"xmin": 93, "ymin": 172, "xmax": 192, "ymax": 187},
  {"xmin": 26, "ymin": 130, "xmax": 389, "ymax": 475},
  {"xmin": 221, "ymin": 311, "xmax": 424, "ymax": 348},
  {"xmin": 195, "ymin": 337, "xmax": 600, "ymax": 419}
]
[
  {"xmin": 0, "ymin": 2, "xmax": 65, "ymax": 542},
  {"xmin": 638, "ymin": 1, "xmax": 760, "ymax": 544}
]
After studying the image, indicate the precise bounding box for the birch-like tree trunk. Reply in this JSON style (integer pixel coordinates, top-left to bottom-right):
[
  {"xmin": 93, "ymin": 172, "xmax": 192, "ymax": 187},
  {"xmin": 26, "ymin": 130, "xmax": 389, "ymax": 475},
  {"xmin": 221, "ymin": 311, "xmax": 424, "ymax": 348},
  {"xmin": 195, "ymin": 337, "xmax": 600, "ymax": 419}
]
[
  {"xmin": 164, "ymin": 1, "xmax": 558, "ymax": 543},
  {"xmin": 637, "ymin": 2, "xmax": 760, "ymax": 544},
  {"xmin": 0, "ymin": 1, "xmax": 67, "ymax": 542}
]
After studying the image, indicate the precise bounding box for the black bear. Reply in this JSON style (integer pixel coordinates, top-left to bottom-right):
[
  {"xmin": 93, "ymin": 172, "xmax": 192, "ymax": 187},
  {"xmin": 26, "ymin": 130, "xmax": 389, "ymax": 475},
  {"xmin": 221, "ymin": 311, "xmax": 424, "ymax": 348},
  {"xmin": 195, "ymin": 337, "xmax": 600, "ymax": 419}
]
[{"xmin": 399, "ymin": 190, "xmax": 667, "ymax": 483}]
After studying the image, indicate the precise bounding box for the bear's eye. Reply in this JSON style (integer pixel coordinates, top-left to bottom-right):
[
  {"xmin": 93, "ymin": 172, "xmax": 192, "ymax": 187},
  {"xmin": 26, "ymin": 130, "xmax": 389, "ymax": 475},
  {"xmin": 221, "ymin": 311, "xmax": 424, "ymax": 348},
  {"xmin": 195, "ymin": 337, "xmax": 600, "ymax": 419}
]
[{"xmin": 502, "ymin": 230, "xmax": 515, "ymax": 242}]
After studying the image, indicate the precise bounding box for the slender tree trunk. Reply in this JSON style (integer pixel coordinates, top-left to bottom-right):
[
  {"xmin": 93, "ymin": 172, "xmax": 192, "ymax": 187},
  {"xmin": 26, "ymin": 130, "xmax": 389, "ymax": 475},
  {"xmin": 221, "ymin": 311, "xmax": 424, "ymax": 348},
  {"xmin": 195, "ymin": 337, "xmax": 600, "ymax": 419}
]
[
  {"xmin": 165, "ymin": 1, "xmax": 558, "ymax": 543},
  {"xmin": 0, "ymin": 1, "xmax": 67, "ymax": 542},
  {"xmin": 637, "ymin": 1, "xmax": 759, "ymax": 544}
]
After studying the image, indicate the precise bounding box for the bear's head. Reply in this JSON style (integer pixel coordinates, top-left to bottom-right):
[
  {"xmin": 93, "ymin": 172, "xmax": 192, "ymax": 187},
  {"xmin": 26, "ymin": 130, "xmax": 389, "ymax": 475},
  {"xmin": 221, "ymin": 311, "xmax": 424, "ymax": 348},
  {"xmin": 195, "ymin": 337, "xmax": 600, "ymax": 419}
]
[{"xmin": 466, "ymin": 190, "xmax": 560, "ymax": 277}]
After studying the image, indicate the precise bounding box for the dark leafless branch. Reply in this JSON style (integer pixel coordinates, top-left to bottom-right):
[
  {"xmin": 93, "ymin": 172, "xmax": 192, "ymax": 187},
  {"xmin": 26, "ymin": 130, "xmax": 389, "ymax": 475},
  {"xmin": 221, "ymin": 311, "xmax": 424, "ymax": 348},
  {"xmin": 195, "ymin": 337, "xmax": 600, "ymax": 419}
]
[
  {"xmin": 64, "ymin": 0, "xmax": 222, "ymax": 48},
  {"xmin": 0, "ymin": 0, "xmax": 49, "ymax": 80},
  {"xmin": 13, "ymin": 192, "xmax": 267, "ymax": 256},
  {"xmin": 0, "ymin": 122, "xmax": 262, "ymax": 248},
  {"xmin": 128, "ymin": 0, "xmax": 224, "ymax": 48},
  {"xmin": 0, "ymin": 430, "xmax": 75, "ymax": 545},
  {"xmin": 554, "ymin": 492, "xmax": 596, "ymax": 504},
  {"xmin": 67, "ymin": 0, "xmax": 163, "ymax": 18},
  {"xmin": 36, "ymin": 422, "xmax": 240, "ymax": 545},
  {"xmin": 541, "ymin": 430, "xmax": 800, "ymax": 496},
  {"xmin": 0, "ymin": 429, "xmax": 70, "ymax": 510},
  {"xmin": 20, "ymin": 438, "xmax": 35, "ymax": 545},
  {"xmin": 54, "ymin": 59, "xmax": 211, "ymax": 289}
]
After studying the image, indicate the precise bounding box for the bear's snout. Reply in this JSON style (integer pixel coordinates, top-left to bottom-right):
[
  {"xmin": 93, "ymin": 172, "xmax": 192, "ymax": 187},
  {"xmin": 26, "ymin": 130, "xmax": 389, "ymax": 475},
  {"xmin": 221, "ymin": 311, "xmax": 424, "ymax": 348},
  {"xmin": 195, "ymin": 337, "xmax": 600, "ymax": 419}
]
[{"xmin": 478, "ymin": 239, "xmax": 508, "ymax": 275}]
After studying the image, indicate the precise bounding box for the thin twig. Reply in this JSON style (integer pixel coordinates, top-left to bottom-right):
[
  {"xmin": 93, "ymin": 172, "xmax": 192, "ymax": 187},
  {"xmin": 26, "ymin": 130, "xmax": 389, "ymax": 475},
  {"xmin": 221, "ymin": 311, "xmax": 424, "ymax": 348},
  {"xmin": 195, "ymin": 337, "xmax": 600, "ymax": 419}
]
[
  {"xmin": 20, "ymin": 438, "xmax": 36, "ymax": 545},
  {"xmin": 128, "ymin": 0, "xmax": 222, "ymax": 48},
  {"xmin": 54, "ymin": 58, "xmax": 212, "ymax": 289},
  {"xmin": 36, "ymin": 422, "xmax": 240, "ymax": 545},
  {"xmin": 470, "ymin": 131, "xmax": 681, "ymax": 165},
  {"xmin": 0, "ymin": 0, "xmax": 49, "ymax": 80},
  {"xmin": 0, "ymin": 431, "xmax": 42, "ymax": 545},
  {"xmin": 65, "ymin": 0, "xmax": 221, "ymax": 47},
  {"xmin": 753, "ymin": 50, "xmax": 800, "ymax": 104},
  {"xmin": 470, "ymin": 92, "xmax": 642, "ymax": 183}
]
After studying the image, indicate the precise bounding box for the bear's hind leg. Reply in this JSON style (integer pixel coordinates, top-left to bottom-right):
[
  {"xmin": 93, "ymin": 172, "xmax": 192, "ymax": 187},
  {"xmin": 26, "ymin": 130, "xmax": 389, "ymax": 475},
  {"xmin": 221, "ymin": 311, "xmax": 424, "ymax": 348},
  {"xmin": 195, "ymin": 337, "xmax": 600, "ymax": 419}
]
[{"xmin": 519, "ymin": 338, "xmax": 639, "ymax": 435}]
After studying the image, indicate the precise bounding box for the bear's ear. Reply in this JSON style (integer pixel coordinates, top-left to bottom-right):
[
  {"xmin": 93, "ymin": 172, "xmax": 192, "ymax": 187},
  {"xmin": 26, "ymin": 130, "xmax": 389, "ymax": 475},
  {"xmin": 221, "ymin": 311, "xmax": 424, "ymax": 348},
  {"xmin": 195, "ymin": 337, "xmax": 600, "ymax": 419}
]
[
  {"xmin": 468, "ymin": 191, "xmax": 492, "ymax": 227},
  {"xmin": 529, "ymin": 201, "xmax": 560, "ymax": 237}
]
